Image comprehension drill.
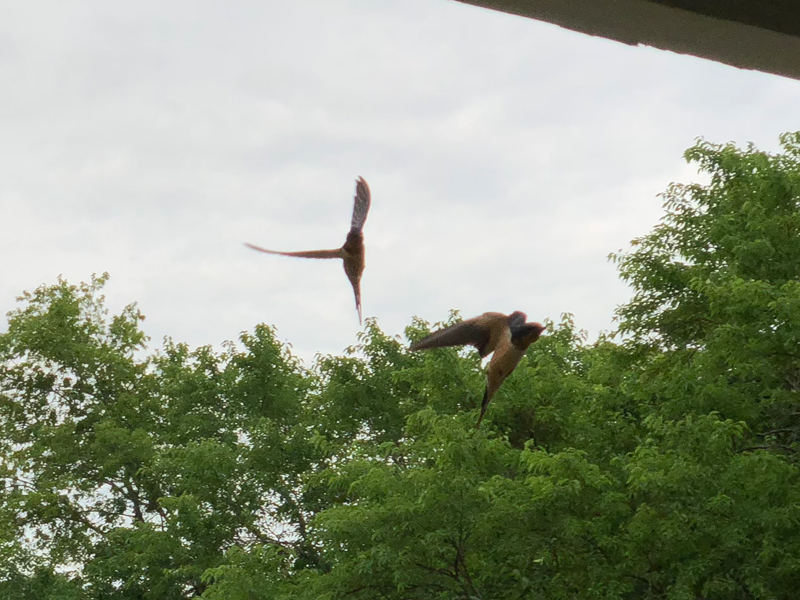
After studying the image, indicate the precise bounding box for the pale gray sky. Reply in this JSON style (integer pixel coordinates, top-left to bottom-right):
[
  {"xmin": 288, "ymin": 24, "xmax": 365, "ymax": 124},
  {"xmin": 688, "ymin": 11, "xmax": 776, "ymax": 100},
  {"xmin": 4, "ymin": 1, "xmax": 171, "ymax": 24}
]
[{"xmin": 2, "ymin": 0, "xmax": 800, "ymax": 363}]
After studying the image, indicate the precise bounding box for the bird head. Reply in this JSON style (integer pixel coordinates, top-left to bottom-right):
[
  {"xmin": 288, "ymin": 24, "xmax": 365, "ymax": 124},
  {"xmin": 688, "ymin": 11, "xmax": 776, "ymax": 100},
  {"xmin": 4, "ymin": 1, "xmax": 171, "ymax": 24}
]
[{"xmin": 511, "ymin": 322, "xmax": 545, "ymax": 348}]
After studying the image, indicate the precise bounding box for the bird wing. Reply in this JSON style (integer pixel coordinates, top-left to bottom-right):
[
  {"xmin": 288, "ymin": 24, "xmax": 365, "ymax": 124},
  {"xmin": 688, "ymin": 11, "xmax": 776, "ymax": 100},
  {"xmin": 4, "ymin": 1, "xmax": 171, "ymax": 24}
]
[
  {"xmin": 350, "ymin": 177, "xmax": 371, "ymax": 234},
  {"xmin": 409, "ymin": 312, "xmax": 509, "ymax": 357},
  {"xmin": 244, "ymin": 243, "xmax": 344, "ymax": 259},
  {"xmin": 506, "ymin": 311, "xmax": 528, "ymax": 331}
]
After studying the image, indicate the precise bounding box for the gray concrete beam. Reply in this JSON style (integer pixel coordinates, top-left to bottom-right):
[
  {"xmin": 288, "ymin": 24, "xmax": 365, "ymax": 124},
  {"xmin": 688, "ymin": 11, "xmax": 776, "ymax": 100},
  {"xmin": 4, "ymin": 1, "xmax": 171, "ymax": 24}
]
[{"xmin": 455, "ymin": 0, "xmax": 800, "ymax": 80}]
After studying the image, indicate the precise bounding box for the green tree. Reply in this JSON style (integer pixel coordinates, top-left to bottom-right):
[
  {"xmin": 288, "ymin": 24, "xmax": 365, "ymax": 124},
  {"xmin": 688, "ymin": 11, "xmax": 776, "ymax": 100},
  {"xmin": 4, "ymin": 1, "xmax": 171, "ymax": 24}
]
[
  {"xmin": 300, "ymin": 133, "xmax": 800, "ymax": 599},
  {"xmin": 2, "ymin": 134, "xmax": 800, "ymax": 599},
  {"xmin": 612, "ymin": 132, "xmax": 800, "ymax": 440},
  {"xmin": 0, "ymin": 275, "xmax": 322, "ymax": 598}
]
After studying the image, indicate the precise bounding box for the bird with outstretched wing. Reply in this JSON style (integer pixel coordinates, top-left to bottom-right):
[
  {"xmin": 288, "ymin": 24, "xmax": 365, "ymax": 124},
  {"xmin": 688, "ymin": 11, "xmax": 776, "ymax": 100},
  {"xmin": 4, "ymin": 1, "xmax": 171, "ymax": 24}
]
[
  {"xmin": 245, "ymin": 177, "xmax": 371, "ymax": 323},
  {"xmin": 410, "ymin": 311, "xmax": 545, "ymax": 428}
]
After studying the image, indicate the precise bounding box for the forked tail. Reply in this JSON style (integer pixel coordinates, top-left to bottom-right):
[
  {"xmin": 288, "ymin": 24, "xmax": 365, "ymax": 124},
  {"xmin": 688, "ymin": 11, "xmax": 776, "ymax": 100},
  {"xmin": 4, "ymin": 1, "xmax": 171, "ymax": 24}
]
[
  {"xmin": 355, "ymin": 285, "xmax": 362, "ymax": 325},
  {"xmin": 476, "ymin": 387, "xmax": 490, "ymax": 429}
]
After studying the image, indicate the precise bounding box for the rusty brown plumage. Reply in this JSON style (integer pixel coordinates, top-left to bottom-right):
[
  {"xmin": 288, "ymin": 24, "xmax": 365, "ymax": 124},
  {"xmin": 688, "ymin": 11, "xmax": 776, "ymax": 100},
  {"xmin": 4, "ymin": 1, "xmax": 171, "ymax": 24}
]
[
  {"xmin": 245, "ymin": 177, "xmax": 371, "ymax": 324},
  {"xmin": 409, "ymin": 311, "xmax": 545, "ymax": 428}
]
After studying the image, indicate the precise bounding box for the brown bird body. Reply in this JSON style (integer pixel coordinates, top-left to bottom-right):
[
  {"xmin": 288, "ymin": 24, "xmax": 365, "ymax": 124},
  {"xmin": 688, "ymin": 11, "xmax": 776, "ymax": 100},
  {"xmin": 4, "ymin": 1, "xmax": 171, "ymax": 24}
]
[
  {"xmin": 409, "ymin": 311, "xmax": 545, "ymax": 428},
  {"xmin": 245, "ymin": 177, "xmax": 371, "ymax": 323}
]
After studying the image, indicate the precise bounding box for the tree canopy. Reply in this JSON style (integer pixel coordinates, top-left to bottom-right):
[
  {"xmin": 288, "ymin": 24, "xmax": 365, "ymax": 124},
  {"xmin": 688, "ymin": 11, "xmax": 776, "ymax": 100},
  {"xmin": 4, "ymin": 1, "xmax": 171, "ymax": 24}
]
[{"xmin": 2, "ymin": 133, "xmax": 800, "ymax": 599}]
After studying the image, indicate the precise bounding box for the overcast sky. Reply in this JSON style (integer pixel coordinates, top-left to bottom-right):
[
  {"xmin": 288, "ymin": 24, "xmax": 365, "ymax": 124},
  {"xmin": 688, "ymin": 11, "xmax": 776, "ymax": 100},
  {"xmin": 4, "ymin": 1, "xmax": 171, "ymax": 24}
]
[{"xmin": 2, "ymin": 0, "xmax": 800, "ymax": 364}]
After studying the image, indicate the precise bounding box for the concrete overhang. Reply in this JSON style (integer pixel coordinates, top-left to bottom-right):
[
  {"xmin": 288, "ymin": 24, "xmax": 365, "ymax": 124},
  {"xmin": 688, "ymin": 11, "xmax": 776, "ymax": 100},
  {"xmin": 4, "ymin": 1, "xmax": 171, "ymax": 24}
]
[{"xmin": 454, "ymin": 0, "xmax": 800, "ymax": 81}]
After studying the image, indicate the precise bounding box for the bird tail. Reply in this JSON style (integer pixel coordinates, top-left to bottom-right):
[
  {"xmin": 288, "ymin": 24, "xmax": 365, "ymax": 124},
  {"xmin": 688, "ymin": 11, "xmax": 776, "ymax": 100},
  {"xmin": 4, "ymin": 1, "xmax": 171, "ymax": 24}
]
[
  {"xmin": 244, "ymin": 243, "xmax": 344, "ymax": 259},
  {"xmin": 476, "ymin": 387, "xmax": 490, "ymax": 429}
]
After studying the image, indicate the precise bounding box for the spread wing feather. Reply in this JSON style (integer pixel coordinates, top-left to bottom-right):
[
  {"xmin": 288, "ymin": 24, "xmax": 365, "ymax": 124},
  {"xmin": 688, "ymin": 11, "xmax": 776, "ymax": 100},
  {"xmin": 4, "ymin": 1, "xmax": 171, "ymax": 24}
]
[
  {"xmin": 244, "ymin": 243, "xmax": 344, "ymax": 259},
  {"xmin": 410, "ymin": 320, "xmax": 490, "ymax": 354},
  {"xmin": 411, "ymin": 313, "xmax": 510, "ymax": 356},
  {"xmin": 410, "ymin": 312, "xmax": 512, "ymax": 358},
  {"xmin": 350, "ymin": 177, "xmax": 371, "ymax": 233}
]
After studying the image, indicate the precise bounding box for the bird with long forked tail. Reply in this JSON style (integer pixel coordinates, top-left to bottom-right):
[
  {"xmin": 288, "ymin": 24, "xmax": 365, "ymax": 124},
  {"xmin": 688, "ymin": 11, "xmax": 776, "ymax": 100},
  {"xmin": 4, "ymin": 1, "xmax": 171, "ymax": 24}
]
[
  {"xmin": 409, "ymin": 311, "xmax": 545, "ymax": 428},
  {"xmin": 245, "ymin": 177, "xmax": 371, "ymax": 324}
]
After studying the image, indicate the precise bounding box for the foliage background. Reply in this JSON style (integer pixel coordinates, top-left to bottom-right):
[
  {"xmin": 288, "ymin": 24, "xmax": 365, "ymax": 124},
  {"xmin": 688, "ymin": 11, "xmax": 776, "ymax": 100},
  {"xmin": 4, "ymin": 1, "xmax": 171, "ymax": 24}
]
[{"xmin": 2, "ymin": 134, "xmax": 800, "ymax": 598}]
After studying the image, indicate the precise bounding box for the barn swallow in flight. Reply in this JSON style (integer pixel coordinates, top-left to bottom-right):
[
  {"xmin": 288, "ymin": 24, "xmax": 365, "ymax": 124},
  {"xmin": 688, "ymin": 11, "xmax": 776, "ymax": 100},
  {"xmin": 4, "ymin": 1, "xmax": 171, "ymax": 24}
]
[
  {"xmin": 245, "ymin": 177, "xmax": 371, "ymax": 324},
  {"xmin": 409, "ymin": 312, "xmax": 545, "ymax": 428}
]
